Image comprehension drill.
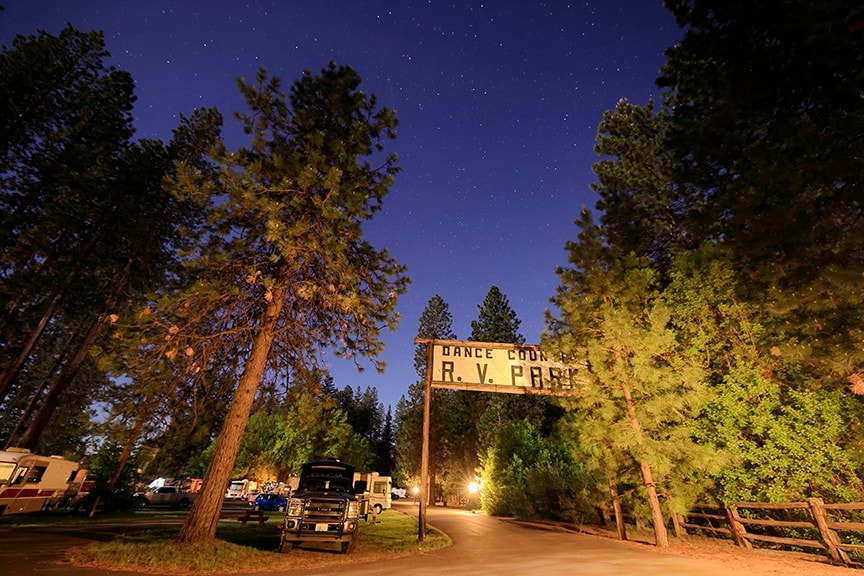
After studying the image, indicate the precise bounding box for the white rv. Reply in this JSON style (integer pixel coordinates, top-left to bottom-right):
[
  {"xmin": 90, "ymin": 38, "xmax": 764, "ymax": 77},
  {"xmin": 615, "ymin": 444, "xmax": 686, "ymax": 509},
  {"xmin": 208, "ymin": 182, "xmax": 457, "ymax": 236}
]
[
  {"xmin": 353, "ymin": 471, "xmax": 392, "ymax": 514},
  {"xmin": 0, "ymin": 447, "xmax": 81, "ymax": 515}
]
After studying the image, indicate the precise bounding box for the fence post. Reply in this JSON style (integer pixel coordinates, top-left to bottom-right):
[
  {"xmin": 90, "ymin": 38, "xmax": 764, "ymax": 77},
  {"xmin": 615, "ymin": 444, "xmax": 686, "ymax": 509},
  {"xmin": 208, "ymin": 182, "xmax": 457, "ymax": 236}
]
[
  {"xmin": 807, "ymin": 497, "xmax": 848, "ymax": 564},
  {"xmin": 610, "ymin": 482, "xmax": 627, "ymax": 541},
  {"xmin": 672, "ymin": 510, "xmax": 684, "ymax": 538},
  {"xmin": 726, "ymin": 505, "xmax": 751, "ymax": 549},
  {"xmin": 598, "ymin": 503, "xmax": 612, "ymax": 527}
]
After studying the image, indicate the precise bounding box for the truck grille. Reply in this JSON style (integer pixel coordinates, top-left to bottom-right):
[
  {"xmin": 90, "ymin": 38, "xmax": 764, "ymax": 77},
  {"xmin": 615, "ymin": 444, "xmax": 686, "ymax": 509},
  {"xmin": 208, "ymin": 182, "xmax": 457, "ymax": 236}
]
[{"xmin": 302, "ymin": 498, "xmax": 346, "ymax": 521}]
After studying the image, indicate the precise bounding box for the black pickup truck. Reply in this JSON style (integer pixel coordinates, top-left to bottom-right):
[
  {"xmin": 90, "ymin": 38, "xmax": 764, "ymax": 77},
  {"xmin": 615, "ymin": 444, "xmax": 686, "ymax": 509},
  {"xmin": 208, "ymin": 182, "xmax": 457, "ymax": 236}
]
[{"xmin": 279, "ymin": 459, "xmax": 368, "ymax": 554}]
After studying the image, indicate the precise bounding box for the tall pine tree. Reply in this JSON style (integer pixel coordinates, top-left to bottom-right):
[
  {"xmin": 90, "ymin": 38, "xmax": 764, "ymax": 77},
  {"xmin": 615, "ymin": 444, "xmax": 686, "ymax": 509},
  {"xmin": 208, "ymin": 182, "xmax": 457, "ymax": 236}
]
[
  {"xmin": 144, "ymin": 63, "xmax": 409, "ymax": 544},
  {"xmin": 395, "ymin": 294, "xmax": 455, "ymax": 497},
  {"xmin": 548, "ymin": 209, "xmax": 717, "ymax": 547}
]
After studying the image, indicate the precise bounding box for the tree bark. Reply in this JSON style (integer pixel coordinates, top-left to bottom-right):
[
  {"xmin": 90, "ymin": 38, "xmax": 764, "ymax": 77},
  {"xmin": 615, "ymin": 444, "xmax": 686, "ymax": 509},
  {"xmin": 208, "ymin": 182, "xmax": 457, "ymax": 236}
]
[
  {"xmin": 610, "ymin": 482, "xmax": 628, "ymax": 541},
  {"xmin": 18, "ymin": 311, "xmax": 108, "ymax": 450},
  {"xmin": 89, "ymin": 418, "xmax": 144, "ymax": 518},
  {"xmin": 176, "ymin": 283, "xmax": 286, "ymax": 544},
  {"xmin": 1, "ymin": 237, "xmax": 95, "ymax": 403},
  {"xmin": 5, "ymin": 375, "xmax": 53, "ymax": 449},
  {"xmin": 620, "ymin": 379, "xmax": 669, "ymax": 548},
  {"xmin": 0, "ymin": 284, "xmax": 66, "ymax": 403}
]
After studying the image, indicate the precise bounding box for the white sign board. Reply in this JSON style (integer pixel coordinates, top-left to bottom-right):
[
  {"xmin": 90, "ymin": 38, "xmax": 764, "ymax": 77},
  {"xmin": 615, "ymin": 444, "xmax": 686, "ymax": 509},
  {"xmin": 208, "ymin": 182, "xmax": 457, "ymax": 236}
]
[{"xmin": 425, "ymin": 339, "xmax": 585, "ymax": 395}]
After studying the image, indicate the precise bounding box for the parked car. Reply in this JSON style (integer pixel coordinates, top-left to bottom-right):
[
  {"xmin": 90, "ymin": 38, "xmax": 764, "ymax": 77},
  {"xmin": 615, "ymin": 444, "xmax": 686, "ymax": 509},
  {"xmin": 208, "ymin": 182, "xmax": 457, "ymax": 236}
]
[
  {"xmin": 252, "ymin": 492, "xmax": 287, "ymax": 511},
  {"xmin": 138, "ymin": 486, "xmax": 196, "ymax": 508}
]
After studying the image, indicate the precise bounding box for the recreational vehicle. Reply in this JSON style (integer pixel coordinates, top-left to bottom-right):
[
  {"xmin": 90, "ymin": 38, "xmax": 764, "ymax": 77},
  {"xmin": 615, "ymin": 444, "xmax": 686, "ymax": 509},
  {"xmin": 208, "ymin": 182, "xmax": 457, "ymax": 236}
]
[{"xmin": 0, "ymin": 447, "xmax": 81, "ymax": 515}]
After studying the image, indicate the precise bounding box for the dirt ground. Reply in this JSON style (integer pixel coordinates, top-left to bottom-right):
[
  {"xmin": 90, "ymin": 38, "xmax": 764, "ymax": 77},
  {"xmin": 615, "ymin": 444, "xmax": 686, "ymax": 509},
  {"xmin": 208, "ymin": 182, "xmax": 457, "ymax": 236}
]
[
  {"xmin": 64, "ymin": 514, "xmax": 862, "ymax": 576},
  {"xmin": 252, "ymin": 533, "xmax": 856, "ymax": 576},
  {"xmin": 67, "ymin": 539, "xmax": 406, "ymax": 575},
  {"xmin": 243, "ymin": 526, "xmax": 860, "ymax": 576},
  {"xmin": 68, "ymin": 532, "xmax": 858, "ymax": 576},
  {"xmin": 588, "ymin": 529, "xmax": 859, "ymax": 576}
]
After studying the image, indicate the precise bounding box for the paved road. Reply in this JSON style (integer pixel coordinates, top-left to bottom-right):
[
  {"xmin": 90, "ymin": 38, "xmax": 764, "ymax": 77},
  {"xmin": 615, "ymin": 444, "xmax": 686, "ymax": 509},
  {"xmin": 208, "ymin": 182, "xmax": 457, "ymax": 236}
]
[
  {"xmin": 309, "ymin": 502, "xmax": 847, "ymax": 576},
  {"xmin": 0, "ymin": 520, "xmax": 148, "ymax": 576},
  {"xmin": 0, "ymin": 503, "xmax": 846, "ymax": 576},
  {"xmin": 302, "ymin": 503, "xmax": 743, "ymax": 576}
]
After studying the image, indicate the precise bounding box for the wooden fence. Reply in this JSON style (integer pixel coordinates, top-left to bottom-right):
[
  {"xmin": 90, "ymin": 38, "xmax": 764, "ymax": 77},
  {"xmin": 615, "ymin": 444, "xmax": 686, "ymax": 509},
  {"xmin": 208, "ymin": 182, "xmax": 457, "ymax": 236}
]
[{"xmin": 673, "ymin": 499, "xmax": 864, "ymax": 566}]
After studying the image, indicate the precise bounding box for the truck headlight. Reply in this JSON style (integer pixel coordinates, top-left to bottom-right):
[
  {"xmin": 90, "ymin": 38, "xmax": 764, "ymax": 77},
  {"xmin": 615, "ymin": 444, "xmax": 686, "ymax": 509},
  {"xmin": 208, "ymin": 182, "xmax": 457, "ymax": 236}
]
[
  {"xmin": 287, "ymin": 498, "xmax": 304, "ymax": 516},
  {"xmin": 347, "ymin": 500, "xmax": 360, "ymax": 519}
]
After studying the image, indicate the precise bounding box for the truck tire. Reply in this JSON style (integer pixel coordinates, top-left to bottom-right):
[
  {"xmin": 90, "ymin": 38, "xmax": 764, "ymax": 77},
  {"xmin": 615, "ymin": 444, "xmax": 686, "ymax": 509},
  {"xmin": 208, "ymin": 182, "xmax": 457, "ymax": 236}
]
[
  {"xmin": 340, "ymin": 533, "xmax": 358, "ymax": 554},
  {"xmin": 278, "ymin": 537, "xmax": 294, "ymax": 553}
]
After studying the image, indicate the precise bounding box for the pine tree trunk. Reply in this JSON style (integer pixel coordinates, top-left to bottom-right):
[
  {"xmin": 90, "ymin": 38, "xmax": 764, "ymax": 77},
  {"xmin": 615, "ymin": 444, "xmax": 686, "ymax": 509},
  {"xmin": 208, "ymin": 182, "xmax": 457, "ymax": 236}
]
[
  {"xmin": 4, "ymin": 376, "xmax": 52, "ymax": 449},
  {"xmin": 175, "ymin": 283, "xmax": 286, "ymax": 544},
  {"xmin": 89, "ymin": 421, "xmax": 142, "ymax": 518},
  {"xmin": 637, "ymin": 456, "xmax": 668, "ymax": 547},
  {"xmin": 1, "ymin": 254, "xmax": 54, "ymax": 334},
  {"xmin": 1, "ymin": 239, "xmax": 92, "ymax": 402},
  {"xmin": 18, "ymin": 311, "xmax": 107, "ymax": 450},
  {"xmin": 0, "ymin": 284, "xmax": 65, "ymax": 403},
  {"xmin": 609, "ymin": 482, "xmax": 627, "ymax": 540},
  {"xmin": 428, "ymin": 388, "xmax": 437, "ymax": 506},
  {"xmin": 105, "ymin": 421, "xmax": 142, "ymax": 492},
  {"xmin": 620, "ymin": 379, "xmax": 669, "ymax": 548}
]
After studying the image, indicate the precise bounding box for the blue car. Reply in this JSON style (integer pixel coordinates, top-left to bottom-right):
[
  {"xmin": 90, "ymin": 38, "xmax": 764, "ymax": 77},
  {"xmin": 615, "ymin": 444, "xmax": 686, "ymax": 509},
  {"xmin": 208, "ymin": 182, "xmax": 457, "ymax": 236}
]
[{"xmin": 252, "ymin": 493, "xmax": 287, "ymax": 511}]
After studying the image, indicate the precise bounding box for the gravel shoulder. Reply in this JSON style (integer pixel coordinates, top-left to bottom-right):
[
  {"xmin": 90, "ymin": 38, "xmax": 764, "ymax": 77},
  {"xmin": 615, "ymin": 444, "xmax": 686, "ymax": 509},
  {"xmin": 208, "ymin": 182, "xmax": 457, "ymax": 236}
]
[{"xmin": 547, "ymin": 523, "xmax": 859, "ymax": 576}]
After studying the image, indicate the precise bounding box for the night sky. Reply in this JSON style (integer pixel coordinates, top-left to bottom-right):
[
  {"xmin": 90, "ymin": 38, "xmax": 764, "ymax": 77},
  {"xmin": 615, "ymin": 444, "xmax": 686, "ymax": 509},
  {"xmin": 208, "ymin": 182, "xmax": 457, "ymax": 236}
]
[{"xmin": 2, "ymin": 1, "xmax": 683, "ymax": 409}]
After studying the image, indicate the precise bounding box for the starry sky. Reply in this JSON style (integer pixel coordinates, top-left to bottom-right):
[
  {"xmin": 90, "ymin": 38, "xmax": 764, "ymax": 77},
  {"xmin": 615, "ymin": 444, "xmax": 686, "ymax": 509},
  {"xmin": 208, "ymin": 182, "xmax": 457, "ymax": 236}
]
[{"xmin": 2, "ymin": 1, "xmax": 682, "ymax": 409}]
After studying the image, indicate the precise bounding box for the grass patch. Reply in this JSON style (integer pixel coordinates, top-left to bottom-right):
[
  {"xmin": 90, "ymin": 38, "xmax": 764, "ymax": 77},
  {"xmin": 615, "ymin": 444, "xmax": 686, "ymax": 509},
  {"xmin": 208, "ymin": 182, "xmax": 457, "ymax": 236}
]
[
  {"xmin": 0, "ymin": 507, "xmax": 187, "ymax": 526},
  {"xmin": 361, "ymin": 512, "xmax": 450, "ymax": 553},
  {"xmin": 67, "ymin": 509, "xmax": 450, "ymax": 574},
  {"xmin": 69, "ymin": 535, "xmax": 271, "ymax": 574}
]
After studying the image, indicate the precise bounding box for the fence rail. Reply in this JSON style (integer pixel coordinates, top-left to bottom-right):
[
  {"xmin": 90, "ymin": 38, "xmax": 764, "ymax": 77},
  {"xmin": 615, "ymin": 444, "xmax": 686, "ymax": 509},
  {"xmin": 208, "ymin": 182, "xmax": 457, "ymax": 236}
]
[{"xmin": 674, "ymin": 498, "xmax": 864, "ymax": 566}]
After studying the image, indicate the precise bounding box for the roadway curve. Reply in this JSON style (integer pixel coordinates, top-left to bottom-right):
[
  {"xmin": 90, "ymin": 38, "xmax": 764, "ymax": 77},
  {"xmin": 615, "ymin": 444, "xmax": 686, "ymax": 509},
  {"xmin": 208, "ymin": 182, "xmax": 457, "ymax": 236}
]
[
  {"xmin": 0, "ymin": 503, "xmax": 851, "ymax": 576},
  {"xmin": 318, "ymin": 501, "xmax": 850, "ymax": 576}
]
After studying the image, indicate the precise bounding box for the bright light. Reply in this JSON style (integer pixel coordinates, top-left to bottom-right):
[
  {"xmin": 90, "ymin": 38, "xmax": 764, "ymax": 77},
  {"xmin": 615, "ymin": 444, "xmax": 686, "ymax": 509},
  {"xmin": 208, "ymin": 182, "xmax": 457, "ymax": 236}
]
[
  {"xmin": 412, "ymin": 486, "xmax": 420, "ymax": 495},
  {"xmin": 468, "ymin": 481, "xmax": 479, "ymax": 494}
]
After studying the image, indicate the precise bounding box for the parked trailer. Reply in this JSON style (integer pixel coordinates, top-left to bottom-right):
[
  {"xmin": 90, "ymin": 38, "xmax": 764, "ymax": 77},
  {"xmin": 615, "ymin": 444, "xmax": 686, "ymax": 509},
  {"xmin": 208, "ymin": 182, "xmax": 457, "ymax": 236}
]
[
  {"xmin": 226, "ymin": 479, "xmax": 257, "ymax": 500},
  {"xmin": 0, "ymin": 448, "xmax": 81, "ymax": 515},
  {"xmin": 353, "ymin": 471, "xmax": 392, "ymax": 515}
]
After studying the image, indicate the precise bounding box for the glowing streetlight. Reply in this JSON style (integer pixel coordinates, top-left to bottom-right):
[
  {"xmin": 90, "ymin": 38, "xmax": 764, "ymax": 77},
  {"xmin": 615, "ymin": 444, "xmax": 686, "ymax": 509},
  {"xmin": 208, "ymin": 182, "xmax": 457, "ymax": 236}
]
[{"xmin": 467, "ymin": 480, "xmax": 481, "ymax": 513}]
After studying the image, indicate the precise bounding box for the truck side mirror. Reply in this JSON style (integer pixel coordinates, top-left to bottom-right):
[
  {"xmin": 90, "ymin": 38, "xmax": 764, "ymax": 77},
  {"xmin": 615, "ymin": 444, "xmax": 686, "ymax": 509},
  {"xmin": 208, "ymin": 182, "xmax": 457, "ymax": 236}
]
[{"xmin": 354, "ymin": 480, "xmax": 368, "ymax": 494}]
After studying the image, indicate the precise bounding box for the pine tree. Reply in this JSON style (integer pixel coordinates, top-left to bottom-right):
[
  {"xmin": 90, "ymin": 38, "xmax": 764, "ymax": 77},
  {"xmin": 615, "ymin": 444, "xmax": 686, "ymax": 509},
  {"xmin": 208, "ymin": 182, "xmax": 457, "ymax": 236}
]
[
  {"xmin": 378, "ymin": 407, "xmax": 395, "ymax": 477},
  {"xmin": 469, "ymin": 288, "xmax": 538, "ymax": 485},
  {"xmin": 395, "ymin": 294, "xmax": 455, "ymax": 495},
  {"xmin": 147, "ymin": 63, "xmax": 409, "ymax": 544},
  {"xmin": 0, "ymin": 26, "xmax": 136, "ymax": 405},
  {"xmin": 334, "ymin": 385, "xmax": 387, "ymax": 470},
  {"xmin": 658, "ymin": 0, "xmax": 864, "ymax": 395},
  {"xmin": 447, "ymin": 285, "xmax": 560, "ymax": 510},
  {"xmin": 548, "ymin": 209, "xmax": 715, "ymax": 548},
  {"xmin": 666, "ymin": 246, "xmax": 864, "ymax": 503},
  {"xmin": 0, "ymin": 27, "xmax": 222, "ymax": 453},
  {"xmin": 591, "ymin": 99, "xmax": 685, "ymax": 270}
]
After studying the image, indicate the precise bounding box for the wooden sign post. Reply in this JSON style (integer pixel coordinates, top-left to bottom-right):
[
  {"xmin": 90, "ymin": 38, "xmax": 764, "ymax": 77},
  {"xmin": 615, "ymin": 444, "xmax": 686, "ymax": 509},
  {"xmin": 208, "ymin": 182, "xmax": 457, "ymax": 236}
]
[
  {"xmin": 414, "ymin": 338, "xmax": 581, "ymax": 540},
  {"xmin": 418, "ymin": 340, "xmax": 433, "ymax": 541}
]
